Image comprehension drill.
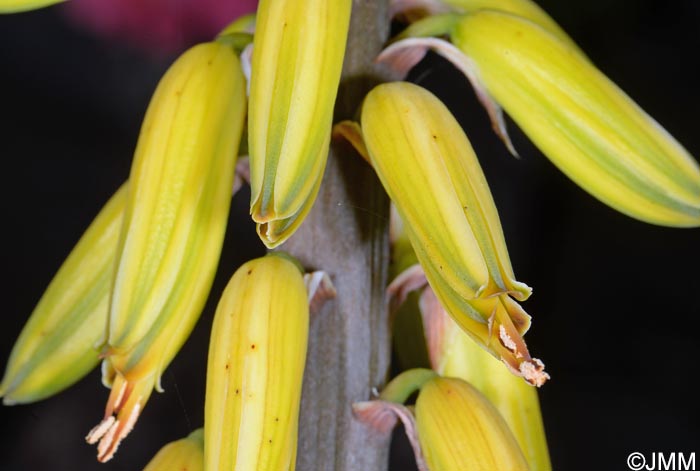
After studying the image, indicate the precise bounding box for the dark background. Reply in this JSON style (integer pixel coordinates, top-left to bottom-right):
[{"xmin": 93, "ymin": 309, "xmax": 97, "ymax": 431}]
[{"xmin": 1, "ymin": 1, "xmax": 699, "ymax": 470}]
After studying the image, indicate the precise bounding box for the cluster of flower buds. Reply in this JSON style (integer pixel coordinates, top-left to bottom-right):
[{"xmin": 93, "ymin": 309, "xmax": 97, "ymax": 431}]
[
  {"xmin": 0, "ymin": 19, "xmax": 249, "ymax": 462},
  {"xmin": 3, "ymin": 0, "xmax": 700, "ymax": 468},
  {"xmin": 345, "ymin": 81, "xmax": 550, "ymax": 469},
  {"xmin": 350, "ymin": 0, "xmax": 698, "ymax": 467},
  {"xmin": 388, "ymin": 204, "xmax": 550, "ymax": 469}
]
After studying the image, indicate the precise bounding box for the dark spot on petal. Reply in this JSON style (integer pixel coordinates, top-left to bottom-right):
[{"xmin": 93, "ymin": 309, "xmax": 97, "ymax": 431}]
[{"xmin": 248, "ymin": 269, "xmax": 253, "ymax": 275}]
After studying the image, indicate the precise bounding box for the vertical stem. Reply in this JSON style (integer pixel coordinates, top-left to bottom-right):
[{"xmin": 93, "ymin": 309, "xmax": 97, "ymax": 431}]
[{"xmin": 280, "ymin": 1, "xmax": 395, "ymax": 469}]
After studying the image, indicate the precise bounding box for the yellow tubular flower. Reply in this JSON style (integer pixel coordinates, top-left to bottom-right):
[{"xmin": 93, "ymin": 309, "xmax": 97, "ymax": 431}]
[
  {"xmin": 0, "ymin": 185, "xmax": 125, "ymax": 405},
  {"xmin": 452, "ymin": 11, "xmax": 700, "ymax": 226},
  {"xmin": 144, "ymin": 429, "xmax": 204, "ymax": 471},
  {"xmin": 248, "ymin": 0, "xmax": 351, "ymax": 248},
  {"xmin": 85, "ymin": 42, "xmax": 246, "ymax": 462},
  {"xmin": 0, "ymin": 0, "xmax": 62, "ymax": 13},
  {"xmin": 416, "ymin": 376, "xmax": 530, "ymax": 471},
  {"xmin": 204, "ymin": 253, "xmax": 308, "ymax": 471},
  {"xmin": 362, "ymin": 82, "xmax": 548, "ymax": 385}
]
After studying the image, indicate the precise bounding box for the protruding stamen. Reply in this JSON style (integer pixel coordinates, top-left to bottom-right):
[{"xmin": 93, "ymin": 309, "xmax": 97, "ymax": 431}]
[
  {"xmin": 85, "ymin": 416, "xmax": 115, "ymax": 445},
  {"xmin": 520, "ymin": 359, "xmax": 550, "ymax": 388},
  {"xmin": 96, "ymin": 420, "xmax": 119, "ymax": 461},
  {"xmin": 499, "ymin": 325, "xmax": 521, "ymax": 358}
]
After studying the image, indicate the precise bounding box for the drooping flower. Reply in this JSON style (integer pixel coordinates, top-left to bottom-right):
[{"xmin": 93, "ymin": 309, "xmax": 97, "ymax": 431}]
[
  {"xmin": 388, "ymin": 206, "xmax": 551, "ymax": 469},
  {"xmin": 86, "ymin": 41, "xmax": 247, "ymax": 462},
  {"xmin": 359, "ymin": 81, "xmax": 547, "ymax": 385}
]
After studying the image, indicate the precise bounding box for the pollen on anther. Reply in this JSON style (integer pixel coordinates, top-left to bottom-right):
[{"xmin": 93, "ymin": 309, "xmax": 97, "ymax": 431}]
[
  {"xmin": 499, "ymin": 325, "xmax": 519, "ymax": 356},
  {"xmin": 520, "ymin": 360, "xmax": 550, "ymax": 387},
  {"xmin": 86, "ymin": 416, "xmax": 116, "ymax": 444}
]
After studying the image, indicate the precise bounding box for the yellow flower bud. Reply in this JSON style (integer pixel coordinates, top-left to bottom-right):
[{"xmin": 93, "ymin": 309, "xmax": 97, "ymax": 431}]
[
  {"xmin": 416, "ymin": 376, "xmax": 530, "ymax": 471},
  {"xmin": 0, "ymin": 184, "xmax": 125, "ymax": 405},
  {"xmin": 143, "ymin": 429, "xmax": 203, "ymax": 471},
  {"xmin": 204, "ymin": 254, "xmax": 308, "ymax": 470},
  {"xmin": 248, "ymin": 0, "xmax": 351, "ymax": 247}
]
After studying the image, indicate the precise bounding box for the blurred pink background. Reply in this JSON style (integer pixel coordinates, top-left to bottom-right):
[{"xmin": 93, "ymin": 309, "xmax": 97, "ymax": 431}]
[{"xmin": 65, "ymin": 0, "xmax": 258, "ymax": 53}]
